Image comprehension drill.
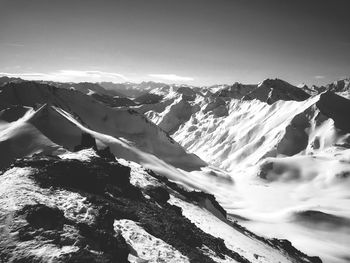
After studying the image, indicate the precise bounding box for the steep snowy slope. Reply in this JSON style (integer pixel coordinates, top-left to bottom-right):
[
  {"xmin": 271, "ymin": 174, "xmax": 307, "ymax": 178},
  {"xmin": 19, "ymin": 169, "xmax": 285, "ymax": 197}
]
[
  {"xmin": 0, "ymin": 106, "xmax": 63, "ymax": 168},
  {"xmin": 0, "ymin": 81, "xmax": 205, "ymax": 171},
  {"xmin": 135, "ymin": 80, "xmax": 350, "ymax": 263}
]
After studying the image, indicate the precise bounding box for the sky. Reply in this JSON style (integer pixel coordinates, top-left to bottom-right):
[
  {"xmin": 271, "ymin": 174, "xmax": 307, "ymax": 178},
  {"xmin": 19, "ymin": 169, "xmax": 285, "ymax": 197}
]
[{"xmin": 0, "ymin": 0, "xmax": 349, "ymax": 86}]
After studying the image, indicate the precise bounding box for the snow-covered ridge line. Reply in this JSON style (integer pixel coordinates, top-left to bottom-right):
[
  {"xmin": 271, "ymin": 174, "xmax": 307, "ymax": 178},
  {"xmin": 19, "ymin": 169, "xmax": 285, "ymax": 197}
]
[{"xmin": 129, "ymin": 83, "xmax": 350, "ymax": 263}]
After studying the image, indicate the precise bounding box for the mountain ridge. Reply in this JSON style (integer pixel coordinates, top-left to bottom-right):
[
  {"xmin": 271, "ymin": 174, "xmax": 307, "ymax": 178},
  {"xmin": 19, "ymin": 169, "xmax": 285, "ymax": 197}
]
[{"xmin": 1, "ymin": 76, "xmax": 350, "ymax": 262}]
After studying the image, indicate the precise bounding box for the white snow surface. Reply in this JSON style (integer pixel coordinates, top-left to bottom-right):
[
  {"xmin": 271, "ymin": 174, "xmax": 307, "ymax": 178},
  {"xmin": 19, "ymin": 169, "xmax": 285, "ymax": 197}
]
[
  {"xmin": 140, "ymin": 86, "xmax": 350, "ymax": 263},
  {"xmin": 168, "ymin": 195, "xmax": 298, "ymax": 263},
  {"xmin": 0, "ymin": 167, "xmax": 95, "ymax": 260},
  {"xmin": 114, "ymin": 219, "xmax": 190, "ymax": 263}
]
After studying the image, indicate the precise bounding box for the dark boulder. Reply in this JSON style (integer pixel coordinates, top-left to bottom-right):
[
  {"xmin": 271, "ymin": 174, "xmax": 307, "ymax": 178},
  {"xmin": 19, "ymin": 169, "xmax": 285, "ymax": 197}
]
[
  {"xmin": 74, "ymin": 132, "xmax": 97, "ymax": 152},
  {"xmin": 144, "ymin": 185, "xmax": 170, "ymax": 203},
  {"xmin": 96, "ymin": 146, "xmax": 115, "ymax": 161},
  {"xmin": 20, "ymin": 204, "xmax": 66, "ymax": 230}
]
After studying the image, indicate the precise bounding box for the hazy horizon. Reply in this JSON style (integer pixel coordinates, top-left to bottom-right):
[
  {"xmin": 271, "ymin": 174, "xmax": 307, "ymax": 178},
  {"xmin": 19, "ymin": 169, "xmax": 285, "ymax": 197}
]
[{"xmin": 0, "ymin": 72, "xmax": 349, "ymax": 88}]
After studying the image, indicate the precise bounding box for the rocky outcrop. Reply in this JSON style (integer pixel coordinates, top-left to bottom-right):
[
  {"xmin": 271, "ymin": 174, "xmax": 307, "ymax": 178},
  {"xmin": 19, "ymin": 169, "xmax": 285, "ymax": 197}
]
[
  {"xmin": 74, "ymin": 132, "xmax": 98, "ymax": 152},
  {"xmin": 326, "ymin": 78, "xmax": 350, "ymax": 93},
  {"xmin": 1, "ymin": 155, "xmax": 254, "ymax": 263},
  {"xmin": 0, "ymin": 76, "xmax": 23, "ymax": 87},
  {"xmin": 158, "ymin": 99, "xmax": 193, "ymax": 133},
  {"xmin": 134, "ymin": 93, "xmax": 163, "ymax": 104},
  {"xmin": 243, "ymin": 79, "xmax": 310, "ymax": 104},
  {"xmin": 214, "ymin": 82, "xmax": 257, "ymax": 99},
  {"xmin": 203, "ymin": 97, "xmax": 228, "ymax": 117},
  {"xmin": 143, "ymin": 185, "xmax": 170, "ymax": 203},
  {"xmin": 316, "ymin": 91, "xmax": 350, "ymax": 132},
  {"xmin": 176, "ymin": 86, "xmax": 197, "ymax": 101}
]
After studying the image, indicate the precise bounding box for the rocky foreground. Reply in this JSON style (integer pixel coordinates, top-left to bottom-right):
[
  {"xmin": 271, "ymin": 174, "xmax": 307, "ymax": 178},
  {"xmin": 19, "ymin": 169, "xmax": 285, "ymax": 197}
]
[{"xmin": 0, "ymin": 143, "xmax": 322, "ymax": 263}]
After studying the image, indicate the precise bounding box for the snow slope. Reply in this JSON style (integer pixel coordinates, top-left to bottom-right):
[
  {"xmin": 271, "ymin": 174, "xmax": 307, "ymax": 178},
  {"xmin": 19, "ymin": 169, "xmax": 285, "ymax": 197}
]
[
  {"xmin": 0, "ymin": 81, "xmax": 205, "ymax": 171},
  {"xmin": 134, "ymin": 80, "xmax": 350, "ymax": 263}
]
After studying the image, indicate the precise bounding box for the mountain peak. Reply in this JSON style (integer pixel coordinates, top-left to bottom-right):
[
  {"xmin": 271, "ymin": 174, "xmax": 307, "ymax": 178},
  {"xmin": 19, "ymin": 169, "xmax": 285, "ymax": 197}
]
[
  {"xmin": 327, "ymin": 78, "xmax": 350, "ymax": 93},
  {"xmin": 244, "ymin": 78, "xmax": 310, "ymax": 104}
]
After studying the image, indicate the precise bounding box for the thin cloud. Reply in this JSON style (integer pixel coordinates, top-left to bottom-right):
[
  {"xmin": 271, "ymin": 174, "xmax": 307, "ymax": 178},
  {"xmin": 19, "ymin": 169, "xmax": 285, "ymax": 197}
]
[
  {"xmin": 314, "ymin": 75, "xmax": 325, "ymax": 79},
  {"xmin": 149, "ymin": 74, "xmax": 194, "ymax": 82},
  {"xmin": 2, "ymin": 43, "xmax": 25, "ymax": 47},
  {"xmin": 57, "ymin": 70, "xmax": 128, "ymax": 81},
  {"xmin": 0, "ymin": 72, "xmax": 50, "ymax": 78},
  {"xmin": 0, "ymin": 70, "xmax": 128, "ymax": 82}
]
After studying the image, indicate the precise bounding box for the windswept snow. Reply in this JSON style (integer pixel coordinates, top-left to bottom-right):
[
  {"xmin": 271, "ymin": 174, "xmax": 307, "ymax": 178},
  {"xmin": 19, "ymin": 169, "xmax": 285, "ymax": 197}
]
[
  {"xmin": 169, "ymin": 195, "xmax": 298, "ymax": 263},
  {"xmin": 114, "ymin": 219, "xmax": 190, "ymax": 263},
  {"xmin": 137, "ymin": 82, "xmax": 350, "ymax": 263},
  {"xmin": 0, "ymin": 82, "xmax": 206, "ymax": 171}
]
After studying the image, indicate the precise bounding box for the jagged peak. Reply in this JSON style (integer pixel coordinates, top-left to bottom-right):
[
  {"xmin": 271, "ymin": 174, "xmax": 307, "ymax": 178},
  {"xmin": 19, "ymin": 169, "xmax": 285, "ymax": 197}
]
[
  {"xmin": 326, "ymin": 77, "xmax": 350, "ymax": 93},
  {"xmin": 258, "ymin": 78, "xmax": 296, "ymax": 88}
]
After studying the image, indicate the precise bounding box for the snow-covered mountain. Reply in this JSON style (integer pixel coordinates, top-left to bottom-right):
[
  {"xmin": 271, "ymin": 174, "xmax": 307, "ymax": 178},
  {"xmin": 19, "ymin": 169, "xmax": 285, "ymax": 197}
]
[
  {"xmin": 131, "ymin": 78, "xmax": 350, "ymax": 263},
  {"xmin": 1, "ymin": 77, "xmax": 349, "ymax": 262},
  {"xmin": 325, "ymin": 78, "xmax": 350, "ymax": 99},
  {"xmin": 0, "ymin": 81, "xmax": 205, "ymax": 172},
  {"xmin": 99, "ymin": 81, "xmax": 168, "ymax": 98}
]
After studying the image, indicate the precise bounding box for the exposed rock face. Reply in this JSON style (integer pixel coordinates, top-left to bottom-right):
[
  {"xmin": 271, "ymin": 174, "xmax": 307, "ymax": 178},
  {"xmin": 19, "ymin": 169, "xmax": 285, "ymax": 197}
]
[
  {"xmin": 2, "ymin": 189, "xmax": 130, "ymax": 262},
  {"xmin": 327, "ymin": 78, "xmax": 350, "ymax": 93},
  {"xmin": 158, "ymin": 99, "xmax": 193, "ymax": 133},
  {"xmin": 74, "ymin": 132, "xmax": 98, "ymax": 152},
  {"xmin": 143, "ymin": 185, "xmax": 170, "ymax": 203},
  {"xmin": 20, "ymin": 204, "xmax": 66, "ymax": 230},
  {"xmin": 0, "ymin": 81, "xmax": 60, "ymax": 110},
  {"xmin": 96, "ymin": 146, "xmax": 115, "ymax": 161},
  {"xmin": 0, "ymin": 155, "xmax": 246, "ymax": 262},
  {"xmin": 73, "ymin": 132, "xmax": 115, "ymax": 161},
  {"xmin": 0, "ymin": 76, "xmax": 23, "ymax": 87},
  {"xmin": 276, "ymin": 106, "xmax": 312, "ymax": 156},
  {"xmin": 176, "ymin": 86, "xmax": 197, "ymax": 101},
  {"xmin": 316, "ymin": 91, "xmax": 350, "ymax": 132},
  {"xmin": 203, "ymin": 97, "xmax": 228, "ymax": 117},
  {"xmin": 243, "ymin": 79, "xmax": 310, "ymax": 104},
  {"xmin": 146, "ymin": 169, "xmax": 227, "ymax": 219},
  {"xmin": 134, "ymin": 93, "xmax": 163, "ymax": 104},
  {"xmin": 14, "ymin": 156, "xmax": 135, "ymax": 197},
  {"xmin": 214, "ymin": 82, "xmax": 257, "ymax": 99}
]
